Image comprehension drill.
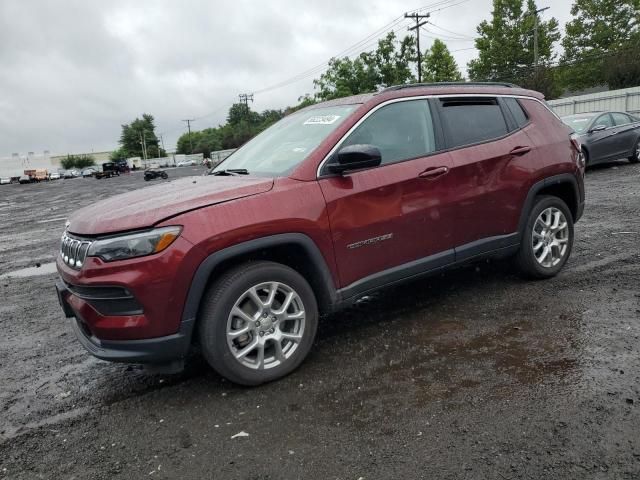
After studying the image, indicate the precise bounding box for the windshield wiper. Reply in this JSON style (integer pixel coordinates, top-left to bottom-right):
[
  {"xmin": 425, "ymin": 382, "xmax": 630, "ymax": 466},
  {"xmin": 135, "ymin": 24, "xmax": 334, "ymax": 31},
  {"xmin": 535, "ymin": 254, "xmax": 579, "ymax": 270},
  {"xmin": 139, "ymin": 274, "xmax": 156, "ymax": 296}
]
[{"xmin": 211, "ymin": 168, "xmax": 250, "ymax": 176}]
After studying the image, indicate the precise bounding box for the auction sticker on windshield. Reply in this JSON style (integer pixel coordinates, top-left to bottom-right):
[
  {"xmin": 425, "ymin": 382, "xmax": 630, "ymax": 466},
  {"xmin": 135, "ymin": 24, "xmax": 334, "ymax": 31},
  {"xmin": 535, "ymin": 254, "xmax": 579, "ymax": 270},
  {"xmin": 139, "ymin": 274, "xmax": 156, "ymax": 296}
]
[{"xmin": 304, "ymin": 115, "xmax": 341, "ymax": 125}]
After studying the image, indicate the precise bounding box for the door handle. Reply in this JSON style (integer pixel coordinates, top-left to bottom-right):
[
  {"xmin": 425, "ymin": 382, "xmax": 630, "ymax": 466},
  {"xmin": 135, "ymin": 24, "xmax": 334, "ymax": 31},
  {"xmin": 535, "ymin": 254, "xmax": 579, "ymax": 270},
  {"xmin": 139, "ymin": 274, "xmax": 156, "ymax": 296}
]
[
  {"xmin": 419, "ymin": 166, "xmax": 449, "ymax": 179},
  {"xmin": 509, "ymin": 146, "xmax": 532, "ymax": 156}
]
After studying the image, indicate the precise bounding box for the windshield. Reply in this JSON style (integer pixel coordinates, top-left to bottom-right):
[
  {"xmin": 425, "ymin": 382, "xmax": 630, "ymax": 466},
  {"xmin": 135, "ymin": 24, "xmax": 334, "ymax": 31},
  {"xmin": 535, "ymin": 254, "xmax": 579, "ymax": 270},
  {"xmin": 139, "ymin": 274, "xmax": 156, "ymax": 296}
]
[
  {"xmin": 212, "ymin": 105, "xmax": 357, "ymax": 176},
  {"xmin": 562, "ymin": 114, "xmax": 597, "ymax": 134}
]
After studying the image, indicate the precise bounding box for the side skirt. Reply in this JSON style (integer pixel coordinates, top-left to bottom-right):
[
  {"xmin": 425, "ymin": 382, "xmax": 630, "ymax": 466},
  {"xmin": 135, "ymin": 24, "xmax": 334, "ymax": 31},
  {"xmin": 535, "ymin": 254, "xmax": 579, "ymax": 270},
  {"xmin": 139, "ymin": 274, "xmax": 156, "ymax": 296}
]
[{"xmin": 335, "ymin": 233, "xmax": 520, "ymax": 308}]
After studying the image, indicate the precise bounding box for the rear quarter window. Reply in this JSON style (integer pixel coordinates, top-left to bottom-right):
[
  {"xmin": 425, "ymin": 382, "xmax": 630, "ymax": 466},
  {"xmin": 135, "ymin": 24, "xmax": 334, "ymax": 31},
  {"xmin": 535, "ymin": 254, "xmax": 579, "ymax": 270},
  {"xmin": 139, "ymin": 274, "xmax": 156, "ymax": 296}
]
[
  {"xmin": 503, "ymin": 97, "xmax": 529, "ymax": 128},
  {"xmin": 439, "ymin": 98, "xmax": 509, "ymax": 148}
]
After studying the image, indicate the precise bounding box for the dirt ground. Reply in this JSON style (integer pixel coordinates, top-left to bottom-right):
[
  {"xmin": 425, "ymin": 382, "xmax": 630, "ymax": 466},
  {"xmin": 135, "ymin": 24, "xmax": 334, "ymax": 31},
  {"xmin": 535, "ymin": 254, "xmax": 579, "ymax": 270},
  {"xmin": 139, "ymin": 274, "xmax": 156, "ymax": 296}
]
[{"xmin": 0, "ymin": 162, "xmax": 639, "ymax": 479}]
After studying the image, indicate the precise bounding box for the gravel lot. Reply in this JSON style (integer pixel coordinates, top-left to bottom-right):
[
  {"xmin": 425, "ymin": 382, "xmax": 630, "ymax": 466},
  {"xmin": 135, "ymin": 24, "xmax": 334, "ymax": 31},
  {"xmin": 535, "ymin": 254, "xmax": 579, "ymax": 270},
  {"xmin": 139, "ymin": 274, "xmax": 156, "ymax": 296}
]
[{"xmin": 1, "ymin": 162, "xmax": 639, "ymax": 479}]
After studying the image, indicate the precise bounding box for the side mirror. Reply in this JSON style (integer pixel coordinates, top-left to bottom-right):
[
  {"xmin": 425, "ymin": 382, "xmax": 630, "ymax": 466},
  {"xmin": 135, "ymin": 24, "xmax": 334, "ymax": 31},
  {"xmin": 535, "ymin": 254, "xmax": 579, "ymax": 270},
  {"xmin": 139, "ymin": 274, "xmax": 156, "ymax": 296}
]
[
  {"xmin": 588, "ymin": 124, "xmax": 607, "ymax": 133},
  {"xmin": 328, "ymin": 144, "xmax": 382, "ymax": 174}
]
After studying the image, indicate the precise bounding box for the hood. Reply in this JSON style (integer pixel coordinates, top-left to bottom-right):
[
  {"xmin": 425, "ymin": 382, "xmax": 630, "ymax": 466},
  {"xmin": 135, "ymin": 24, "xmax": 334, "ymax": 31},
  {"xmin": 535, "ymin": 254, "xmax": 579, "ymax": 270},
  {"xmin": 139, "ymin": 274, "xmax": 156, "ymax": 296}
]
[{"xmin": 68, "ymin": 175, "xmax": 274, "ymax": 235}]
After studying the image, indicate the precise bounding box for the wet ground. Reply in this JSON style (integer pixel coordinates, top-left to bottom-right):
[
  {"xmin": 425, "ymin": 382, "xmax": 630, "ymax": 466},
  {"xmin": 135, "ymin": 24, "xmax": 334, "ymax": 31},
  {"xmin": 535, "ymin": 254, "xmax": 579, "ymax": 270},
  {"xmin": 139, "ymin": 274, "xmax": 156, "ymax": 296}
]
[{"xmin": 1, "ymin": 162, "xmax": 639, "ymax": 479}]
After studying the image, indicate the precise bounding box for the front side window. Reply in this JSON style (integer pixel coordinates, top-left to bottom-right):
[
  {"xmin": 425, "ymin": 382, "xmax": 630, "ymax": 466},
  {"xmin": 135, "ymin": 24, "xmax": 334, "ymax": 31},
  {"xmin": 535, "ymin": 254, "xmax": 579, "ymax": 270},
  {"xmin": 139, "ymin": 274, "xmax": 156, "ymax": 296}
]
[
  {"xmin": 594, "ymin": 114, "xmax": 614, "ymax": 128},
  {"xmin": 338, "ymin": 100, "xmax": 436, "ymax": 166},
  {"xmin": 440, "ymin": 98, "xmax": 508, "ymax": 148},
  {"xmin": 212, "ymin": 105, "xmax": 356, "ymax": 176}
]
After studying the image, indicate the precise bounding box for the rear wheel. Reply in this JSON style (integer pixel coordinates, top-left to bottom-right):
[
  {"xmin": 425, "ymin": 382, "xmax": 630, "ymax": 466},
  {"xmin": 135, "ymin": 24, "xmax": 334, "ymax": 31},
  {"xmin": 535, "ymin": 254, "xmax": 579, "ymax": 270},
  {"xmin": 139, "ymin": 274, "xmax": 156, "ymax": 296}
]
[
  {"xmin": 161, "ymin": 172, "xmax": 168, "ymax": 179},
  {"xmin": 516, "ymin": 195, "xmax": 574, "ymax": 279},
  {"xmin": 629, "ymin": 139, "xmax": 640, "ymax": 164},
  {"xmin": 198, "ymin": 261, "xmax": 318, "ymax": 385}
]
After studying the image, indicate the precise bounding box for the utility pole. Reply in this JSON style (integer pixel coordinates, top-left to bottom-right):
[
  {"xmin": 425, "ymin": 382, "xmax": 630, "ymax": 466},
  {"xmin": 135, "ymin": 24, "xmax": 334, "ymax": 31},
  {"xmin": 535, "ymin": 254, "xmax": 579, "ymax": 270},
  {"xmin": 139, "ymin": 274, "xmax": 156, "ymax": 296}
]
[
  {"xmin": 139, "ymin": 131, "xmax": 148, "ymax": 161},
  {"xmin": 181, "ymin": 119, "xmax": 195, "ymax": 154},
  {"xmin": 238, "ymin": 93, "xmax": 254, "ymax": 116},
  {"xmin": 405, "ymin": 11, "xmax": 430, "ymax": 83},
  {"xmin": 530, "ymin": 6, "xmax": 550, "ymax": 69}
]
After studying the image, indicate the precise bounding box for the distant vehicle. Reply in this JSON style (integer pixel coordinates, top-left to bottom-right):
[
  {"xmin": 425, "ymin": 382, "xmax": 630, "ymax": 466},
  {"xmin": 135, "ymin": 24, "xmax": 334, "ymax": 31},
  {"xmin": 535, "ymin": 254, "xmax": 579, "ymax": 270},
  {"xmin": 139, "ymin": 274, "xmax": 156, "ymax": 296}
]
[
  {"xmin": 95, "ymin": 162, "xmax": 120, "ymax": 179},
  {"xmin": 24, "ymin": 169, "xmax": 48, "ymax": 182},
  {"xmin": 143, "ymin": 168, "xmax": 168, "ymax": 181},
  {"xmin": 0, "ymin": 177, "xmax": 11, "ymax": 185},
  {"xmin": 49, "ymin": 172, "xmax": 61, "ymax": 180},
  {"xmin": 82, "ymin": 168, "xmax": 97, "ymax": 178},
  {"xmin": 562, "ymin": 111, "xmax": 640, "ymax": 166},
  {"xmin": 18, "ymin": 175, "xmax": 30, "ymax": 184},
  {"xmin": 177, "ymin": 160, "xmax": 197, "ymax": 167}
]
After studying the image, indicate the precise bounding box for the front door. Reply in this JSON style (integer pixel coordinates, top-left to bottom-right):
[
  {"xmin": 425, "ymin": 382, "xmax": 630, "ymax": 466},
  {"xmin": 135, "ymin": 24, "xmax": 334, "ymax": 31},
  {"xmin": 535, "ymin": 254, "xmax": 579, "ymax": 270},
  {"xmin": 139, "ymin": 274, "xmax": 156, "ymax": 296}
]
[
  {"xmin": 318, "ymin": 99, "xmax": 455, "ymax": 291},
  {"xmin": 589, "ymin": 113, "xmax": 617, "ymax": 162}
]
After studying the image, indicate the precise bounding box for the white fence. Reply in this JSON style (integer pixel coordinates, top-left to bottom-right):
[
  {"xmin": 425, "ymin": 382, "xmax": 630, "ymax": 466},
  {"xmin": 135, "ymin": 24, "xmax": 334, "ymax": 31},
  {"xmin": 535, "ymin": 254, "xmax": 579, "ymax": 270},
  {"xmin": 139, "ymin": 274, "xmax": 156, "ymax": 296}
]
[
  {"xmin": 210, "ymin": 149, "xmax": 236, "ymax": 164},
  {"xmin": 548, "ymin": 86, "xmax": 640, "ymax": 116}
]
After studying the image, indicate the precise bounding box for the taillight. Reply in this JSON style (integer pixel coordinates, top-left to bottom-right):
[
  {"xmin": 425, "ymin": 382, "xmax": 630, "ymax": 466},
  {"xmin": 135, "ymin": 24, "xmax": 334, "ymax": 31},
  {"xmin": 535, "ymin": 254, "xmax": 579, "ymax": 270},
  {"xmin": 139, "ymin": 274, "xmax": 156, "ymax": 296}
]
[
  {"xmin": 570, "ymin": 133, "xmax": 585, "ymax": 168},
  {"xmin": 569, "ymin": 133, "xmax": 581, "ymax": 153}
]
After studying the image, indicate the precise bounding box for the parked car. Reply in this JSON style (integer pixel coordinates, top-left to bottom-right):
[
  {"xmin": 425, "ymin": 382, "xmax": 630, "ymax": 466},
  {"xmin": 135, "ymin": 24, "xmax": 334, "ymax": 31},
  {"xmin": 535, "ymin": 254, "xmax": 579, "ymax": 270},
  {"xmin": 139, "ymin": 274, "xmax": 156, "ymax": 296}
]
[
  {"xmin": 81, "ymin": 168, "xmax": 97, "ymax": 178},
  {"xmin": 561, "ymin": 111, "xmax": 640, "ymax": 166},
  {"xmin": 56, "ymin": 82, "xmax": 585, "ymax": 385},
  {"xmin": 49, "ymin": 172, "xmax": 61, "ymax": 180},
  {"xmin": 64, "ymin": 169, "xmax": 80, "ymax": 179},
  {"xmin": 177, "ymin": 160, "xmax": 196, "ymax": 167},
  {"xmin": 0, "ymin": 177, "xmax": 11, "ymax": 185},
  {"xmin": 18, "ymin": 175, "xmax": 30, "ymax": 184},
  {"xmin": 143, "ymin": 168, "xmax": 168, "ymax": 181}
]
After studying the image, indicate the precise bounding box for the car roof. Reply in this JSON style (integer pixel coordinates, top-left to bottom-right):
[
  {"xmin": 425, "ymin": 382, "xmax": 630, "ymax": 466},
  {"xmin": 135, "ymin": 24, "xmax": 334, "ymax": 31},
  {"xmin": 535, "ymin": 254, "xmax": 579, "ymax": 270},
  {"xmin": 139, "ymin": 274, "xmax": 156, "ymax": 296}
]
[{"xmin": 306, "ymin": 82, "xmax": 544, "ymax": 111}]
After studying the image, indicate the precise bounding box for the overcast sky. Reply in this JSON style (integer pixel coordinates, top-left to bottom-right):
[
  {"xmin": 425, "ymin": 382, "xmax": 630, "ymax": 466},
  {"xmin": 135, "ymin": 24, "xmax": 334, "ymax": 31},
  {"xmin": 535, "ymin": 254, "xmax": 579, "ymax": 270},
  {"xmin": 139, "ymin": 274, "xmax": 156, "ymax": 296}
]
[{"xmin": 0, "ymin": 0, "xmax": 574, "ymax": 157}]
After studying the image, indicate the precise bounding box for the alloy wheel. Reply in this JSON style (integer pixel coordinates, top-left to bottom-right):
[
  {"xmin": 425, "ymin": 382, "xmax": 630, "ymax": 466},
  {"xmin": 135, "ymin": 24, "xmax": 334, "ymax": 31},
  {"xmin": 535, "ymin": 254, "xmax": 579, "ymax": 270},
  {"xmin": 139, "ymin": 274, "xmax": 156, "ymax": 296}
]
[
  {"xmin": 532, "ymin": 207, "xmax": 570, "ymax": 268},
  {"xmin": 226, "ymin": 282, "xmax": 306, "ymax": 370}
]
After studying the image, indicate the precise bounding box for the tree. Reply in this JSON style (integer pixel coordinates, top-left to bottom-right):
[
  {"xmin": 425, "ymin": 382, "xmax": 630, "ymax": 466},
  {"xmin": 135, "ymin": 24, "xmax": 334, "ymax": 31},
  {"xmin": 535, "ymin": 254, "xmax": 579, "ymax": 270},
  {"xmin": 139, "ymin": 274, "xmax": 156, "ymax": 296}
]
[
  {"xmin": 313, "ymin": 31, "xmax": 416, "ymax": 101},
  {"xmin": 422, "ymin": 39, "xmax": 463, "ymax": 82},
  {"xmin": 467, "ymin": 0, "xmax": 560, "ymax": 83},
  {"xmin": 604, "ymin": 42, "xmax": 640, "ymax": 89},
  {"xmin": 60, "ymin": 154, "xmax": 95, "ymax": 169},
  {"xmin": 118, "ymin": 114, "xmax": 162, "ymax": 159},
  {"xmin": 560, "ymin": 0, "xmax": 640, "ymax": 90}
]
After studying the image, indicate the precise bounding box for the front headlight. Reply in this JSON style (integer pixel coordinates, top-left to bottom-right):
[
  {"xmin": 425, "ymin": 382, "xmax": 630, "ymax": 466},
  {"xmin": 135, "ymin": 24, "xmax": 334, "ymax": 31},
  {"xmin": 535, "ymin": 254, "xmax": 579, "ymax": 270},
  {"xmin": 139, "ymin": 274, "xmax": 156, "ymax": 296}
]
[{"xmin": 87, "ymin": 226, "xmax": 182, "ymax": 262}]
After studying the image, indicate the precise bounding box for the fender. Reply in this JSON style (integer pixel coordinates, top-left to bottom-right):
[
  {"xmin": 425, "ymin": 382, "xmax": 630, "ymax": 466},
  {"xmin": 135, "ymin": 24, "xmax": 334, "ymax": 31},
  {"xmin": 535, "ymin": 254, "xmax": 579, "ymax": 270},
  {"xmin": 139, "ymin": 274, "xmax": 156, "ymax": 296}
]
[
  {"xmin": 517, "ymin": 173, "xmax": 583, "ymax": 238},
  {"xmin": 181, "ymin": 233, "xmax": 338, "ymax": 330}
]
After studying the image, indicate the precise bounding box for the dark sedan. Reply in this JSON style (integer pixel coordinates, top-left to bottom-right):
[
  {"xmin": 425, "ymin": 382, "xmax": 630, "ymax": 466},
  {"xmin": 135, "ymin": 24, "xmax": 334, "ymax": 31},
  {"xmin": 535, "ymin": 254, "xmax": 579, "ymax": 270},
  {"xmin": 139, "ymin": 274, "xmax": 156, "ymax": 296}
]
[{"xmin": 562, "ymin": 111, "xmax": 640, "ymax": 166}]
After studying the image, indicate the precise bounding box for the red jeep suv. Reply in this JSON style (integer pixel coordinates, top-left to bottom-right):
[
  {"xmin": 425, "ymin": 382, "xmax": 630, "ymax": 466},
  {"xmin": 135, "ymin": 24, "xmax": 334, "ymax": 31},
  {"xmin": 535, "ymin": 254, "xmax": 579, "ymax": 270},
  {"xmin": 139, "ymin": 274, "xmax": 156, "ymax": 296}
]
[{"xmin": 56, "ymin": 83, "xmax": 585, "ymax": 385}]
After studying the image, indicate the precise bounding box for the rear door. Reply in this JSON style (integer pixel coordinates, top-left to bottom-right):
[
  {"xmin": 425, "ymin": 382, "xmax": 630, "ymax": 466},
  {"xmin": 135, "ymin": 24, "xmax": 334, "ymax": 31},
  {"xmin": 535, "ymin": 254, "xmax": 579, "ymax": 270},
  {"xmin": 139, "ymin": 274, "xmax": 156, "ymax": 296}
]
[
  {"xmin": 611, "ymin": 112, "xmax": 639, "ymax": 157},
  {"xmin": 435, "ymin": 96, "xmax": 536, "ymax": 254},
  {"xmin": 318, "ymin": 99, "xmax": 455, "ymax": 291}
]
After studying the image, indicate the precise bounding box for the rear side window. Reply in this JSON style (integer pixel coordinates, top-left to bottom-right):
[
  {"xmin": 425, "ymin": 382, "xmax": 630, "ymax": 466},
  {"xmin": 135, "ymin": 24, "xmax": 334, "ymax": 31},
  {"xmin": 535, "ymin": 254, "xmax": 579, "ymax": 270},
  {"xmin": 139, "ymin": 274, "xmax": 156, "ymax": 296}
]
[
  {"xmin": 503, "ymin": 97, "xmax": 529, "ymax": 128},
  {"xmin": 340, "ymin": 100, "xmax": 436, "ymax": 165},
  {"xmin": 611, "ymin": 112, "xmax": 632, "ymax": 126},
  {"xmin": 440, "ymin": 98, "xmax": 509, "ymax": 148}
]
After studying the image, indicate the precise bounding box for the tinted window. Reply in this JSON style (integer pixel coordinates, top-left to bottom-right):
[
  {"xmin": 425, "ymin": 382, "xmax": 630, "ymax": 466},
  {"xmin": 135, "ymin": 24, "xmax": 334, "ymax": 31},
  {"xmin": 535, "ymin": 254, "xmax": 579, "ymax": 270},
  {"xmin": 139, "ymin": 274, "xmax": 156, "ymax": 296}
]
[
  {"xmin": 504, "ymin": 97, "xmax": 529, "ymax": 128},
  {"xmin": 440, "ymin": 98, "xmax": 508, "ymax": 147},
  {"xmin": 611, "ymin": 112, "xmax": 632, "ymax": 126},
  {"xmin": 340, "ymin": 100, "xmax": 436, "ymax": 165},
  {"xmin": 594, "ymin": 114, "xmax": 613, "ymax": 128}
]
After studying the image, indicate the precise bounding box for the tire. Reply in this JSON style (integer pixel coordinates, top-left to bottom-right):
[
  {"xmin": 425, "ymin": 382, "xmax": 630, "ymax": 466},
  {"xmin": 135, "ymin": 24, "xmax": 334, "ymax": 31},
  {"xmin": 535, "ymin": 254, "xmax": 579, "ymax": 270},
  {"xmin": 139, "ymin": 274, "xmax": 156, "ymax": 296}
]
[
  {"xmin": 161, "ymin": 173, "xmax": 168, "ymax": 179},
  {"xmin": 198, "ymin": 261, "xmax": 318, "ymax": 386},
  {"xmin": 144, "ymin": 176, "xmax": 150, "ymax": 181},
  {"xmin": 629, "ymin": 139, "xmax": 640, "ymax": 164},
  {"xmin": 515, "ymin": 195, "xmax": 574, "ymax": 279}
]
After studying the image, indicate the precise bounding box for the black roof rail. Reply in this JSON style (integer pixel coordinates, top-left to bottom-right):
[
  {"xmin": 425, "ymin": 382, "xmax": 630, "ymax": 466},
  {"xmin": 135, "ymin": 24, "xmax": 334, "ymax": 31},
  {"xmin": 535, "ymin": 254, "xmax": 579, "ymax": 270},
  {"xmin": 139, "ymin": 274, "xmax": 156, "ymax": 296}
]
[{"xmin": 382, "ymin": 81, "xmax": 521, "ymax": 92}]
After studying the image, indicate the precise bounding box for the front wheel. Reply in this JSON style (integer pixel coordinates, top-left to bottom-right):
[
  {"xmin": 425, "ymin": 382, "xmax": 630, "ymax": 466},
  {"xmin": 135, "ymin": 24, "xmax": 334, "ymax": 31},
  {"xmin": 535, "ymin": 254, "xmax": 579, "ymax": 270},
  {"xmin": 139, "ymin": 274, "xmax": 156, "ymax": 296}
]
[
  {"xmin": 629, "ymin": 139, "xmax": 640, "ymax": 164},
  {"xmin": 515, "ymin": 195, "xmax": 574, "ymax": 279},
  {"xmin": 198, "ymin": 261, "xmax": 318, "ymax": 385},
  {"xmin": 161, "ymin": 173, "xmax": 168, "ymax": 179}
]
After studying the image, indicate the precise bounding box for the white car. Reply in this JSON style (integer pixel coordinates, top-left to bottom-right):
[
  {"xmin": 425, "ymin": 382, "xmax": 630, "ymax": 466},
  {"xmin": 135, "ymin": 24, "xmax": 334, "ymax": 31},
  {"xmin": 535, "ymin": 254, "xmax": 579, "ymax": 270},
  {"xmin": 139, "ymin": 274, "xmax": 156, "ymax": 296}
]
[
  {"xmin": 178, "ymin": 160, "xmax": 198, "ymax": 167},
  {"xmin": 0, "ymin": 177, "xmax": 11, "ymax": 185},
  {"xmin": 49, "ymin": 172, "xmax": 61, "ymax": 180}
]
